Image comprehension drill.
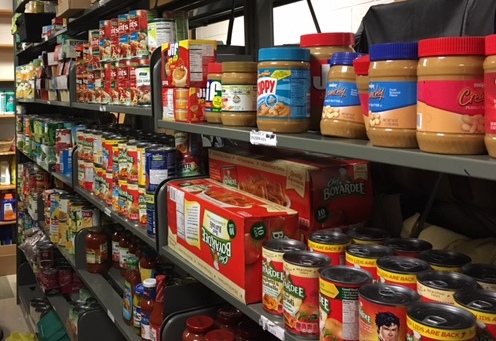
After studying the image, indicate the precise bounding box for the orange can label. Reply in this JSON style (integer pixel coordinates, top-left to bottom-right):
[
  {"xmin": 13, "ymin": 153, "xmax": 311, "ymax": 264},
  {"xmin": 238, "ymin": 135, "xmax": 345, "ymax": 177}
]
[
  {"xmin": 262, "ymin": 247, "xmax": 285, "ymax": 316},
  {"xmin": 359, "ymin": 297, "xmax": 408, "ymax": 341}
]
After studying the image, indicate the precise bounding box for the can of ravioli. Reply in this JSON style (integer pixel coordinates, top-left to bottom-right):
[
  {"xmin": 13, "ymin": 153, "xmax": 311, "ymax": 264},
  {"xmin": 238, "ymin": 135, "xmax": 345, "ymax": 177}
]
[
  {"xmin": 419, "ymin": 249, "xmax": 471, "ymax": 272},
  {"xmin": 384, "ymin": 238, "xmax": 433, "ymax": 258},
  {"xmin": 308, "ymin": 229, "xmax": 351, "ymax": 266},
  {"xmin": 376, "ymin": 256, "xmax": 431, "ymax": 290},
  {"xmin": 345, "ymin": 244, "xmax": 394, "ymax": 281},
  {"xmin": 348, "ymin": 227, "xmax": 390, "ymax": 245},
  {"xmin": 407, "ymin": 302, "xmax": 476, "ymax": 341},
  {"xmin": 455, "ymin": 288, "xmax": 496, "ymax": 341},
  {"xmin": 416, "ymin": 271, "xmax": 478, "ymax": 305},
  {"xmin": 462, "ymin": 263, "xmax": 496, "ymax": 291}
]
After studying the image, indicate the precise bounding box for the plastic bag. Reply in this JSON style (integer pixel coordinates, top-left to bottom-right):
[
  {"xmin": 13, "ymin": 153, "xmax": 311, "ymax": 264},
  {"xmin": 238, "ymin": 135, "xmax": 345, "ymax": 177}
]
[{"xmin": 6, "ymin": 332, "xmax": 37, "ymax": 341}]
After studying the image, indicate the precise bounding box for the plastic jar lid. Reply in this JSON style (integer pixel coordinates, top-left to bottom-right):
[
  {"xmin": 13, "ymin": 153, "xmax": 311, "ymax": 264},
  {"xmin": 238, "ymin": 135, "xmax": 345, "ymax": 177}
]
[
  {"xmin": 486, "ymin": 35, "xmax": 496, "ymax": 56},
  {"xmin": 418, "ymin": 36, "xmax": 485, "ymax": 57},
  {"xmin": 258, "ymin": 47, "xmax": 310, "ymax": 62},
  {"xmin": 353, "ymin": 54, "xmax": 370, "ymax": 75},
  {"xmin": 369, "ymin": 42, "xmax": 418, "ymax": 61},
  {"xmin": 143, "ymin": 278, "xmax": 156, "ymax": 288},
  {"xmin": 328, "ymin": 52, "xmax": 365, "ymax": 66},
  {"xmin": 300, "ymin": 32, "xmax": 355, "ymax": 47},
  {"xmin": 222, "ymin": 61, "xmax": 257, "ymax": 73},
  {"xmin": 208, "ymin": 62, "xmax": 222, "ymax": 74}
]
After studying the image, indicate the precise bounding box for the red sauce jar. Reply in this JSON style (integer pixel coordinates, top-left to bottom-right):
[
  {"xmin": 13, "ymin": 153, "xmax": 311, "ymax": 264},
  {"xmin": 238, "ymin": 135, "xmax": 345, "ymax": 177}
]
[
  {"xmin": 85, "ymin": 227, "xmax": 108, "ymax": 274},
  {"xmin": 182, "ymin": 315, "xmax": 215, "ymax": 341},
  {"xmin": 111, "ymin": 226, "xmax": 123, "ymax": 268},
  {"xmin": 215, "ymin": 306, "xmax": 243, "ymax": 334},
  {"xmin": 119, "ymin": 231, "xmax": 132, "ymax": 276},
  {"xmin": 139, "ymin": 247, "xmax": 157, "ymax": 281},
  {"xmin": 205, "ymin": 330, "xmax": 235, "ymax": 341}
]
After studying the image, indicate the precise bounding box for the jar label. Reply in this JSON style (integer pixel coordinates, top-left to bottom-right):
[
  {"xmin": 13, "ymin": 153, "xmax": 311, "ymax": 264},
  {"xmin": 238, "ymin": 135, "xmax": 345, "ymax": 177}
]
[
  {"xmin": 417, "ymin": 79, "xmax": 484, "ymax": 133},
  {"xmin": 368, "ymin": 81, "xmax": 417, "ymax": 129},
  {"xmin": 86, "ymin": 242, "xmax": 107, "ymax": 264},
  {"xmin": 222, "ymin": 84, "xmax": 257, "ymax": 112},
  {"xmin": 205, "ymin": 79, "xmax": 222, "ymax": 113},
  {"xmin": 141, "ymin": 311, "xmax": 151, "ymax": 339},
  {"xmin": 322, "ymin": 80, "xmax": 362, "ymax": 123},
  {"xmin": 485, "ymin": 73, "xmax": 496, "ymax": 134},
  {"xmin": 112, "ymin": 240, "xmax": 119, "ymax": 262},
  {"xmin": 119, "ymin": 246, "xmax": 129, "ymax": 269},
  {"xmin": 123, "ymin": 279, "xmax": 133, "ymax": 321},
  {"xmin": 257, "ymin": 68, "xmax": 310, "ymax": 120}
]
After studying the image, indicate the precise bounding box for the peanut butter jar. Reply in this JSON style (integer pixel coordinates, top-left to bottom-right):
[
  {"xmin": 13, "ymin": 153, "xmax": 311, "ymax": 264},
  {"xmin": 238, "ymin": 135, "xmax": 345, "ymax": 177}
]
[
  {"xmin": 368, "ymin": 42, "xmax": 419, "ymax": 148},
  {"xmin": 485, "ymin": 35, "xmax": 496, "ymax": 158},
  {"xmin": 221, "ymin": 62, "xmax": 258, "ymax": 127},
  {"xmin": 205, "ymin": 62, "xmax": 222, "ymax": 123},
  {"xmin": 300, "ymin": 32, "xmax": 355, "ymax": 131},
  {"xmin": 257, "ymin": 47, "xmax": 310, "ymax": 133},
  {"xmin": 353, "ymin": 54, "xmax": 370, "ymax": 132},
  {"xmin": 321, "ymin": 52, "xmax": 366, "ymax": 139},
  {"xmin": 417, "ymin": 37, "xmax": 486, "ymax": 155}
]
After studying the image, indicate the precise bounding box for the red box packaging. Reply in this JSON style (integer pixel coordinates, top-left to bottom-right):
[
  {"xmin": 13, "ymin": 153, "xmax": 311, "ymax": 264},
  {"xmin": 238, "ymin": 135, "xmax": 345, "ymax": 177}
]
[
  {"xmin": 167, "ymin": 178, "xmax": 299, "ymax": 304},
  {"xmin": 174, "ymin": 88, "xmax": 206, "ymax": 122},
  {"xmin": 128, "ymin": 9, "xmax": 149, "ymax": 57},
  {"xmin": 118, "ymin": 14, "xmax": 130, "ymax": 59},
  {"xmin": 208, "ymin": 148, "xmax": 373, "ymax": 236},
  {"xmin": 99, "ymin": 19, "xmax": 112, "ymax": 61},
  {"xmin": 162, "ymin": 88, "xmax": 174, "ymax": 120},
  {"xmin": 111, "ymin": 18, "xmax": 120, "ymax": 60},
  {"xmin": 161, "ymin": 40, "xmax": 217, "ymax": 88}
]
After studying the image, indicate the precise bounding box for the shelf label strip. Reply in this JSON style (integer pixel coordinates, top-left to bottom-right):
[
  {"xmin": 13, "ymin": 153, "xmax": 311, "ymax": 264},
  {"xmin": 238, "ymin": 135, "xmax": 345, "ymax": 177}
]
[
  {"xmin": 259, "ymin": 315, "xmax": 285, "ymax": 340},
  {"xmin": 250, "ymin": 130, "xmax": 278, "ymax": 147}
]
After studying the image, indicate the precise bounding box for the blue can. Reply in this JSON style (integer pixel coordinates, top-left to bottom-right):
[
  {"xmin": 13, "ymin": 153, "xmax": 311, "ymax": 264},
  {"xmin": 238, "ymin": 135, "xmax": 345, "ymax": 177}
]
[
  {"xmin": 145, "ymin": 146, "xmax": 177, "ymax": 193},
  {"xmin": 57, "ymin": 148, "xmax": 72, "ymax": 175},
  {"xmin": 145, "ymin": 192, "xmax": 155, "ymax": 237}
]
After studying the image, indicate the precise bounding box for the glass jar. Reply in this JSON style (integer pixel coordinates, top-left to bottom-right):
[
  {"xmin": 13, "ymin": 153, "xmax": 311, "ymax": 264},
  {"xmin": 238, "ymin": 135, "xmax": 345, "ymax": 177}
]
[
  {"xmin": 215, "ymin": 306, "xmax": 243, "ymax": 334},
  {"xmin": 205, "ymin": 62, "xmax": 223, "ymax": 124},
  {"xmin": 234, "ymin": 319, "xmax": 263, "ymax": 341},
  {"xmin": 139, "ymin": 247, "xmax": 157, "ymax": 281},
  {"xmin": 182, "ymin": 315, "xmax": 215, "ymax": 341},
  {"xmin": 133, "ymin": 283, "xmax": 144, "ymax": 335},
  {"xmin": 123, "ymin": 256, "xmax": 141, "ymax": 325},
  {"xmin": 221, "ymin": 62, "xmax": 258, "ymax": 127},
  {"xmin": 85, "ymin": 227, "xmax": 108, "ymax": 274},
  {"xmin": 119, "ymin": 230, "xmax": 132, "ymax": 276},
  {"xmin": 111, "ymin": 225, "xmax": 123, "ymax": 268},
  {"xmin": 205, "ymin": 330, "xmax": 235, "ymax": 341}
]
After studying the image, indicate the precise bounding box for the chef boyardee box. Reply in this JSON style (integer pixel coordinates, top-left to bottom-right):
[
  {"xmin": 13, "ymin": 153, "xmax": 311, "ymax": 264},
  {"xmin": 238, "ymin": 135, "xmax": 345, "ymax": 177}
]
[{"xmin": 167, "ymin": 178, "xmax": 299, "ymax": 304}]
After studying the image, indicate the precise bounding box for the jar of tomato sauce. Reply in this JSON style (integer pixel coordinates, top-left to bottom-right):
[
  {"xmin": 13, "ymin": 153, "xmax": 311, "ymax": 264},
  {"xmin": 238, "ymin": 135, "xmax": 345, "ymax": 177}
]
[
  {"xmin": 183, "ymin": 315, "xmax": 215, "ymax": 341},
  {"xmin": 85, "ymin": 227, "xmax": 108, "ymax": 274}
]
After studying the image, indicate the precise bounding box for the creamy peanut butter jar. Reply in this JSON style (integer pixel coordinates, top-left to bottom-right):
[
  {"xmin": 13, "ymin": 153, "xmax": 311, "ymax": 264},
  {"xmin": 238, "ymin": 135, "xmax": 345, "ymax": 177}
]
[
  {"xmin": 485, "ymin": 35, "xmax": 496, "ymax": 158},
  {"xmin": 417, "ymin": 37, "xmax": 486, "ymax": 155},
  {"xmin": 368, "ymin": 42, "xmax": 419, "ymax": 148},
  {"xmin": 321, "ymin": 52, "xmax": 366, "ymax": 139}
]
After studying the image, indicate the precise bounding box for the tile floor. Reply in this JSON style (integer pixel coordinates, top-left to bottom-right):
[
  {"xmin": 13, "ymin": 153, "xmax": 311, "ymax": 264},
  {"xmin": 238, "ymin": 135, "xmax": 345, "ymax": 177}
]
[{"xmin": 0, "ymin": 275, "xmax": 31, "ymax": 339}]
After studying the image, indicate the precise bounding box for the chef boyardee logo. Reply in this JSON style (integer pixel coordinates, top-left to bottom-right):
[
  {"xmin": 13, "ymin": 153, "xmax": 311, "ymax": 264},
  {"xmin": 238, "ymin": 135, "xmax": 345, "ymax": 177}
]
[{"xmin": 323, "ymin": 168, "xmax": 366, "ymax": 201}]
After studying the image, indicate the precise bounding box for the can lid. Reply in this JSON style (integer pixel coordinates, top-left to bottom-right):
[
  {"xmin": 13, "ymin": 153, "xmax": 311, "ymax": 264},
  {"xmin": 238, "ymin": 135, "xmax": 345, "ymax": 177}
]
[
  {"xmin": 300, "ymin": 32, "xmax": 355, "ymax": 47},
  {"xmin": 346, "ymin": 244, "xmax": 394, "ymax": 259},
  {"xmin": 348, "ymin": 227, "xmax": 390, "ymax": 242},
  {"xmin": 407, "ymin": 302, "xmax": 476, "ymax": 330},
  {"xmin": 359, "ymin": 282, "xmax": 419, "ymax": 306},
  {"xmin": 208, "ymin": 62, "xmax": 222, "ymax": 74},
  {"xmin": 416, "ymin": 271, "xmax": 478, "ymax": 290},
  {"xmin": 319, "ymin": 265, "xmax": 372, "ymax": 285},
  {"xmin": 353, "ymin": 54, "xmax": 370, "ymax": 75},
  {"xmin": 455, "ymin": 288, "xmax": 496, "ymax": 313},
  {"xmin": 283, "ymin": 250, "xmax": 330, "ymax": 267},
  {"xmin": 328, "ymin": 52, "xmax": 365, "ymax": 66},
  {"xmin": 384, "ymin": 238, "xmax": 433, "ymax": 254},
  {"xmin": 258, "ymin": 47, "xmax": 310, "ymax": 62},
  {"xmin": 462, "ymin": 263, "xmax": 496, "ymax": 283},
  {"xmin": 222, "ymin": 61, "xmax": 258, "ymax": 73},
  {"xmin": 376, "ymin": 256, "xmax": 431, "ymax": 274},
  {"xmin": 418, "ymin": 36, "xmax": 485, "ymax": 57},
  {"xmin": 308, "ymin": 229, "xmax": 351, "ymax": 245},
  {"xmin": 369, "ymin": 42, "xmax": 419, "ymax": 61},
  {"xmin": 419, "ymin": 249, "xmax": 471, "ymax": 268},
  {"xmin": 262, "ymin": 238, "xmax": 306, "ymax": 252},
  {"xmin": 486, "ymin": 35, "xmax": 496, "ymax": 55}
]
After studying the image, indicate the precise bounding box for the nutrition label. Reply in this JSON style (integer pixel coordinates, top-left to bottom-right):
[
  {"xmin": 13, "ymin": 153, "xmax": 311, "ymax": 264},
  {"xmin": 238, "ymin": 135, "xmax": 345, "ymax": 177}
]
[{"xmin": 342, "ymin": 299, "xmax": 359, "ymax": 339}]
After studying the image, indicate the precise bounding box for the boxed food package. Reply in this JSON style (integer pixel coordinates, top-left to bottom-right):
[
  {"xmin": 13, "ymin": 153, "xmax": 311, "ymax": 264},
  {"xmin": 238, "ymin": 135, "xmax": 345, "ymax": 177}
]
[
  {"xmin": 56, "ymin": 0, "xmax": 91, "ymax": 18},
  {"xmin": 208, "ymin": 148, "xmax": 373, "ymax": 236},
  {"xmin": 167, "ymin": 178, "xmax": 299, "ymax": 304},
  {"xmin": 161, "ymin": 40, "xmax": 217, "ymax": 88},
  {"xmin": 174, "ymin": 88, "xmax": 206, "ymax": 122}
]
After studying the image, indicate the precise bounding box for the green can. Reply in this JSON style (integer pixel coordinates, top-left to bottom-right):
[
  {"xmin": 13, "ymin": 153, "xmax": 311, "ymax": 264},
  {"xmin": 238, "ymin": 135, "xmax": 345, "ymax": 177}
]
[{"xmin": 45, "ymin": 121, "xmax": 64, "ymax": 146}]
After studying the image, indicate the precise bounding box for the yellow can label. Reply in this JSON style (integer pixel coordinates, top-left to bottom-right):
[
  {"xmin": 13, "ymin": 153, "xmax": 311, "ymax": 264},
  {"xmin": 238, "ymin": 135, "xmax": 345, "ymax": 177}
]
[
  {"xmin": 345, "ymin": 253, "xmax": 376, "ymax": 267},
  {"xmin": 431, "ymin": 264, "xmax": 462, "ymax": 272},
  {"xmin": 407, "ymin": 315, "xmax": 476, "ymax": 340},
  {"xmin": 377, "ymin": 267, "xmax": 416, "ymax": 284}
]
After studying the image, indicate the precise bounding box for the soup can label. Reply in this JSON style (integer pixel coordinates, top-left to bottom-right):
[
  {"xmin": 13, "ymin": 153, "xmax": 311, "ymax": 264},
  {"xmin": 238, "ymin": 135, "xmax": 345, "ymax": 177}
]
[
  {"xmin": 118, "ymin": 180, "xmax": 128, "ymax": 217},
  {"xmin": 83, "ymin": 161, "xmax": 94, "ymax": 192},
  {"xmin": 417, "ymin": 281, "xmax": 456, "ymax": 305},
  {"xmin": 359, "ymin": 297, "xmax": 407, "ymax": 340},
  {"xmin": 407, "ymin": 315, "xmax": 476, "ymax": 341},
  {"xmin": 138, "ymin": 186, "xmax": 147, "ymax": 227},
  {"xmin": 146, "ymin": 192, "xmax": 155, "ymax": 236},
  {"xmin": 345, "ymin": 253, "xmax": 378, "ymax": 281},
  {"xmin": 127, "ymin": 183, "xmax": 140, "ymax": 222},
  {"xmin": 308, "ymin": 239, "xmax": 349, "ymax": 266},
  {"xmin": 104, "ymin": 172, "xmax": 114, "ymax": 206}
]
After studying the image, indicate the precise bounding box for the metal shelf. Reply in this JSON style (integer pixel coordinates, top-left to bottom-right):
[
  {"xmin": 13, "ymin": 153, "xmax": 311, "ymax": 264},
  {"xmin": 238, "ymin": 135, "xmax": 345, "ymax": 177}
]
[
  {"xmin": 73, "ymin": 185, "xmax": 155, "ymax": 247},
  {"xmin": 0, "ymin": 151, "xmax": 15, "ymax": 156},
  {"xmin": 107, "ymin": 267, "xmax": 124, "ymax": 293},
  {"xmin": 0, "ymin": 184, "xmax": 16, "ymax": 190},
  {"xmin": 47, "ymin": 295, "xmax": 71, "ymax": 334},
  {"xmin": 157, "ymin": 120, "xmax": 496, "ymax": 181},
  {"xmin": 0, "ymin": 220, "xmax": 15, "ymax": 225},
  {"xmin": 71, "ymin": 102, "xmax": 152, "ymax": 117},
  {"xmin": 35, "ymin": 99, "xmax": 72, "ymax": 108},
  {"xmin": 18, "ymin": 284, "xmax": 43, "ymax": 333},
  {"xmin": 16, "ymin": 28, "xmax": 67, "ymax": 63},
  {"xmin": 52, "ymin": 172, "xmax": 72, "ymax": 187}
]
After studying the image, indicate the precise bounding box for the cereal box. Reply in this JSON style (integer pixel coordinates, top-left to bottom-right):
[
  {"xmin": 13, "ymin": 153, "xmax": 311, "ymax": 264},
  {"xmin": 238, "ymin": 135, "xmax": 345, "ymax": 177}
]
[
  {"xmin": 167, "ymin": 178, "xmax": 299, "ymax": 304},
  {"xmin": 161, "ymin": 40, "xmax": 217, "ymax": 88},
  {"xmin": 208, "ymin": 148, "xmax": 373, "ymax": 236}
]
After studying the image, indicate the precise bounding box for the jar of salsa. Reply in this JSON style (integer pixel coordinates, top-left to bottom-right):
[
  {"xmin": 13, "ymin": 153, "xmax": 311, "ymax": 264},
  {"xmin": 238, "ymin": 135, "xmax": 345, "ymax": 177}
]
[
  {"xmin": 119, "ymin": 231, "xmax": 132, "ymax": 276},
  {"xmin": 205, "ymin": 330, "xmax": 235, "ymax": 341},
  {"xmin": 85, "ymin": 227, "xmax": 108, "ymax": 274},
  {"xmin": 182, "ymin": 315, "xmax": 215, "ymax": 341},
  {"xmin": 112, "ymin": 225, "xmax": 123, "ymax": 268},
  {"xmin": 215, "ymin": 306, "xmax": 243, "ymax": 334},
  {"xmin": 139, "ymin": 247, "xmax": 157, "ymax": 281}
]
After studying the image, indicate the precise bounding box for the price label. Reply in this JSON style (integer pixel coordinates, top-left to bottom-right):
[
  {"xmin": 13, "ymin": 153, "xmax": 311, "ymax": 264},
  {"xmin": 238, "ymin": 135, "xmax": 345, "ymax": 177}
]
[
  {"xmin": 99, "ymin": 105, "xmax": 107, "ymax": 112},
  {"xmin": 250, "ymin": 130, "xmax": 277, "ymax": 147},
  {"xmin": 103, "ymin": 207, "xmax": 112, "ymax": 217},
  {"xmin": 259, "ymin": 315, "xmax": 285, "ymax": 340},
  {"xmin": 107, "ymin": 310, "xmax": 115, "ymax": 322}
]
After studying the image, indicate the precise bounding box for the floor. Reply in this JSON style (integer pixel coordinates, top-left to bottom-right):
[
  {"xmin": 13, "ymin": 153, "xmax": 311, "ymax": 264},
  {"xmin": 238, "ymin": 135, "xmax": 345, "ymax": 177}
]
[{"xmin": 0, "ymin": 275, "xmax": 31, "ymax": 339}]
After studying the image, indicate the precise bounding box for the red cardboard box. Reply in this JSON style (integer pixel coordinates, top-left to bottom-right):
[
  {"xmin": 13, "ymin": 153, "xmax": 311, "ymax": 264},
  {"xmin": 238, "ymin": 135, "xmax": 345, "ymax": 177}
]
[
  {"xmin": 167, "ymin": 178, "xmax": 299, "ymax": 304},
  {"xmin": 208, "ymin": 148, "xmax": 372, "ymax": 235},
  {"xmin": 173, "ymin": 88, "xmax": 206, "ymax": 122},
  {"xmin": 161, "ymin": 40, "xmax": 217, "ymax": 88}
]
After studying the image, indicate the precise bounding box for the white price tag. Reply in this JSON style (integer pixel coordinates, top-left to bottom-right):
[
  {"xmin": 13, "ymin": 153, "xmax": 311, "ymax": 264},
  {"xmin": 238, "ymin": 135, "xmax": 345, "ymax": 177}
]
[
  {"xmin": 99, "ymin": 105, "xmax": 107, "ymax": 112},
  {"xmin": 103, "ymin": 207, "xmax": 112, "ymax": 217},
  {"xmin": 107, "ymin": 310, "xmax": 115, "ymax": 322},
  {"xmin": 250, "ymin": 130, "xmax": 277, "ymax": 147},
  {"xmin": 259, "ymin": 315, "xmax": 285, "ymax": 340}
]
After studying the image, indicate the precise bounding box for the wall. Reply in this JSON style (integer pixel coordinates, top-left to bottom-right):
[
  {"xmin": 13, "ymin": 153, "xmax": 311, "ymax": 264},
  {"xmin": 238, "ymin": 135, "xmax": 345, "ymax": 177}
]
[
  {"xmin": 0, "ymin": 0, "xmax": 14, "ymax": 81},
  {"xmin": 195, "ymin": 0, "xmax": 394, "ymax": 45}
]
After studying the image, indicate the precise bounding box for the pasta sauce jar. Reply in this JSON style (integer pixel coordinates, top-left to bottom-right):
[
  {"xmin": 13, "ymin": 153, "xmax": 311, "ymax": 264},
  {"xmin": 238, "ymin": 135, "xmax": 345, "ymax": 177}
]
[
  {"xmin": 417, "ymin": 36, "xmax": 486, "ymax": 154},
  {"xmin": 257, "ymin": 47, "xmax": 311, "ymax": 133},
  {"xmin": 485, "ymin": 34, "xmax": 496, "ymax": 157},
  {"xmin": 368, "ymin": 42, "xmax": 419, "ymax": 148},
  {"xmin": 300, "ymin": 32, "xmax": 355, "ymax": 131},
  {"xmin": 321, "ymin": 52, "xmax": 366, "ymax": 139}
]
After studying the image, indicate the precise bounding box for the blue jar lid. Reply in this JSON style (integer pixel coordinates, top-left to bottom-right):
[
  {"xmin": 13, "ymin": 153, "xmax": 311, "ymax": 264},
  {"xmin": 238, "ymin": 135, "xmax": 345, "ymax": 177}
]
[
  {"xmin": 328, "ymin": 52, "xmax": 365, "ymax": 66},
  {"xmin": 369, "ymin": 42, "xmax": 419, "ymax": 61},
  {"xmin": 258, "ymin": 47, "xmax": 310, "ymax": 62}
]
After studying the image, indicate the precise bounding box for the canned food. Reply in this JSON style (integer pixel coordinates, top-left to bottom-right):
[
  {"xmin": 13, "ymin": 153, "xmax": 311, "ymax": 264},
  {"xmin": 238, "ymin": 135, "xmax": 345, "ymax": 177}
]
[
  {"xmin": 136, "ymin": 61, "xmax": 151, "ymax": 105},
  {"xmin": 282, "ymin": 251, "xmax": 330, "ymax": 338},
  {"xmin": 118, "ymin": 179, "xmax": 128, "ymax": 217},
  {"xmin": 345, "ymin": 244, "xmax": 394, "ymax": 281},
  {"xmin": 261, "ymin": 239, "xmax": 307, "ymax": 316},
  {"xmin": 146, "ymin": 192, "xmax": 155, "ymax": 236},
  {"xmin": 138, "ymin": 186, "xmax": 147, "ymax": 227},
  {"xmin": 104, "ymin": 172, "xmax": 115, "ymax": 206},
  {"xmin": 93, "ymin": 167, "xmax": 104, "ymax": 198},
  {"xmin": 112, "ymin": 177, "xmax": 120, "ymax": 211},
  {"xmin": 83, "ymin": 130, "xmax": 95, "ymax": 162},
  {"xmin": 118, "ymin": 139, "xmax": 129, "ymax": 181},
  {"xmin": 376, "ymin": 256, "xmax": 431, "ymax": 290},
  {"xmin": 92, "ymin": 130, "xmax": 103, "ymax": 167},
  {"xmin": 308, "ymin": 229, "xmax": 351, "ymax": 266},
  {"xmin": 416, "ymin": 271, "xmax": 478, "ymax": 305},
  {"xmin": 137, "ymin": 142, "xmax": 152, "ymax": 186},
  {"xmin": 419, "ymin": 249, "xmax": 472, "ymax": 272},
  {"xmin": 148, "ymin": 18, "xmax": 176, "ymax": 53},
  {"xmin": 319, "ymin": 266, "xmax": 372, "ymax": 341},
  {"xmin": 383, "ymin": 238, "xmax": 433, "ymax": 258},
  {"xmin": 127, "ymin": 183, "xmax": 140, "ymax": 222},
  {"xmin": 347, "ymin": 227, "xmax": 390, "ymax": 244},
  {"xmin": 455, "ymin": 288, "xmax": 496, "ymax": 341},
  {"xmin": 358, "ymin": 283, "xmax": 420, "ymax": 341},
  {"xmin": 145, "ymin": 146, "xmax": 177, "ymax": 193},
  {"xmin": 77, "ymin": 159, "xmax": 85, "ymax": 187},
  {"xmin": 55, "ymin": 128, "xmax": 72, "ymax": 150},
  {"xmin": 83, "ymin": 161, "xmax": 94, "ymax": 192},
  {"xmin": 407, "ymin": 302, "xmax": 476, "ymax": 341},
  {"xmin": 462, "ymin": 263, "xmax": 496, "ymax": 291},
  {"xmin": 58, "ymin": 266, "xmax": 72, "ymax": 286},
  {"xmin": 38, "ymin": 242, "xmax": 54, "ymax": 269},
  {"xmin": 126, "ymin": 141, "xmax": 139, "ymax": 183},
  {"xmin": 102, "ymin": 135, "xmax": 126, "ymax": 174}
]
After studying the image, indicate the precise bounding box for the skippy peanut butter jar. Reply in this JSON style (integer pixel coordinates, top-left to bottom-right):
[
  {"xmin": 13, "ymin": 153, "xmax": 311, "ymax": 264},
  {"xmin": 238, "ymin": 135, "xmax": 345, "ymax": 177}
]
[
  {"xmin": 417, "ymin": 36, "xmax": 486, "ymax": 155},
  {"xmin": 368, "ymin": 42, "xmax": 419, "ymax": 148}
]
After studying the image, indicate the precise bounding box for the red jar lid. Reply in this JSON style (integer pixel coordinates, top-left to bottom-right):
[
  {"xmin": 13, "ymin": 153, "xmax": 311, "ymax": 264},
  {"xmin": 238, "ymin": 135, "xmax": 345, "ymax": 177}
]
[
  {"xmin": 186, "ymin": 315, "xmax": 215, "ymax": 333},
  {"xmin": 300, "ymin": 32, "xmax": 355, "ymax": 47},
  {"xmin": 205, "ymin": 329, "xmax": 235, "ymax": 341},
  {"xmin": 418, "ymin": 36, "xmax": 485, "ymax": 57},
  {"xmin": 486, "ymin": 34, "xmax": 496, "ymax": 56},
  {"xmin": 353, "ymin": 54, "xmax": 370, "ymax": 75},
  {"xmin": 208, "ymin": 62, "xmax": 222, "ymax": 74}
]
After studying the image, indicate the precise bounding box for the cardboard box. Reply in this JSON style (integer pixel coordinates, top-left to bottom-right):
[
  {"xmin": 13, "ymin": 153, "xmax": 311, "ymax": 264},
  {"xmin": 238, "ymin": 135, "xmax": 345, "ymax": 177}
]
[
  {"xmin": 56, "ymin": 0, "xmax": 92, "ymax": 18},
  {"xmin": 173, "ymin": 88, "xmax": 206, "ymax": 123},
  {"xmin": 161, "ymin": 40, "xmax": 217, "ymax": 88},
  {"xmin": 0, "ymin": 244, "xmax": 16, "ymax": 276},
  {"xmin": 208, "ymin": 148, "xmax": 373, "ymax": 235},
  {"xmin": 167, "ymin": 178, "xmax": 299, "ymax": 304}
]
